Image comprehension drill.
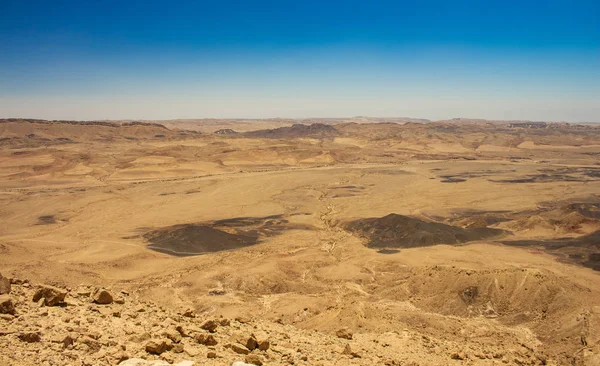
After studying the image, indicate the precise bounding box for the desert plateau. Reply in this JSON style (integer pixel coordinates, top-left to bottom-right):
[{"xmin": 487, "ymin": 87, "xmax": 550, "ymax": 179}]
[{"xmin": 0, "ymin": 118, "xmax": 599, "ymax": 365}]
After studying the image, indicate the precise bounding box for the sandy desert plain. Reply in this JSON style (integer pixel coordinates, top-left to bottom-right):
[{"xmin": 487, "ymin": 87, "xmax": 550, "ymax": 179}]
[{"xmin": 0, "ymin": 118, "xmax": 600, "ymax": 366}]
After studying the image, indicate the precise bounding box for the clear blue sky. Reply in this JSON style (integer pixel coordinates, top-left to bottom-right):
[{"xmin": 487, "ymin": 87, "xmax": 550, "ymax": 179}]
[{"xmin": 1, "ymin": 0, "xmax": 599, "ymax": 121}]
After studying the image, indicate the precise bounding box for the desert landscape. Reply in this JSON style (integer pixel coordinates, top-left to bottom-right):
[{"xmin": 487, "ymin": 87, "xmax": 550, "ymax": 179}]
[{"xmin": 0, "ymin": 118, "xmax": 599, "ymax": 365}]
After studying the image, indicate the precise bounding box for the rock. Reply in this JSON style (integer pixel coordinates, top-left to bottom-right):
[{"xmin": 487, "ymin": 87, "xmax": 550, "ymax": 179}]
[
  {"xmin": 163, "ymin": 329, "xmax": 182, "ymax": 343},
  {"xmin": 245, "ymin": 354, "xmax": 263, "ymax": 365},
  {"xmin": 196, "ymin": 333, "xmax": 218, "ymax": 346},
  {"xmin": 235, "ymin": 316, "xmax": 250, "ymax": 324},
  {"xmin": 32, "ymin": 285, "xmax": 67, "ymax": 306},
  {"xmin": 207, "ymin": 351, "xmax": 217, "ymax": 358},
  {"xmin": 232, "ymin": 362, "xmax": 255, "ymax": 366},
  {"xmin": 81, "ymin": 335, "xmax": 102, "ymax": 352},
  {"xmin": 201, "ymin": 320, "xmax": 218, "ymax": 333},
  {"xmin": 336, "ymin": 328, "xmax": 353, "ymax": 340},
  {"xmin": 172, "ymin": 343, "xmax": 184, "ymax": 353},
  {"xmin": 113, "ymin": 351, "xmax": 130, "ymax": 363},
  {"xmin": 220, "ymin": 318, "xmax": 231, "ymax": 326},
  {"xmin": 0, "ymin": 295, "xmax": 15, "ymax": 315},
  {"xmin": 0, "ymin": 273, "xmax": 11, "ymax": 295},
  {"xmin": 257, "ymin": 339, "xmax": 270, "ymax": 351},
  {"xmin": 62, "ymin": 334, "xmax": 76, "ymax": 348},
  {"xmin": 245, "ymin": 335, "xmax": 258, "ymax": 350},
  {"xmin": 451, "ymin": 352, "xmax": 467, "ymax": 360},
  {"xmin": 231, "ymin": 344, "xmax": 250, "ymax": 355},
  {"xmin": 175, "ymin": 325, "xmax": 188, "ymax": 337},
  {"xmin": 92, "ymin": 289, "xmax": 113, "ymax": 304},
  {"xmin": 342, "ymin": 343, "xmax": 360, "ymax": 358},
  {"xmin": 182, "ymin": 308, "xmax": 195, "ymax": 318},
  {"xmin": 145, "ymin": 339, "xmax": 173, "ymax": 355},
  {"xmin": 18, "ymin": 332, "xmax": 41, "ymax": 343}
]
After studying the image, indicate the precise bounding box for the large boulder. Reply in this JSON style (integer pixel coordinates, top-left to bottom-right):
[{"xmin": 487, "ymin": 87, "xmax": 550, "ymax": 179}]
[
  {"xmin": 0, "ymin": 295, "xmax": 15, "ymax": 315},
  {"xmin": 32, "ymin": 285, "xmax": 67, "ymax": 306},
  {"xmin": 0, "ymin": 273, "xmax": 10, "ymax": 295}
]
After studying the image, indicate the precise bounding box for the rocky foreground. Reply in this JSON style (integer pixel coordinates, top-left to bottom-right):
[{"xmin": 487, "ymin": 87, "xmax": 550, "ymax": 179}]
[{"xmin": 0, "ymin": 272, "xmax": 555, "ymax": 365}]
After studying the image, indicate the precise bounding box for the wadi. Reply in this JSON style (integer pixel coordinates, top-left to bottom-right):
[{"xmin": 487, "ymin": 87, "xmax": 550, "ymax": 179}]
[{"xmin": 0, "ymin": 117, "xmax": 599, "ymax": 365}]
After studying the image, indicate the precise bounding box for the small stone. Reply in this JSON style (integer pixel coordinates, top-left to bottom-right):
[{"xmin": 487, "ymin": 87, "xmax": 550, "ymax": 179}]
[
  {"xmin": 164, "ymin": 329, "xmax": 182, "ymax": 343},
  {"xmin": 342, "ymin": 343, "xmax": 360, "ymax": 358},
  {"xmin": 0, "ymin": 295, "xmax": 15, "ymax": 315},
  {"xmin": 145, "ymin": 339, "xmax": 173, "ymax": 355},
  {"xmin": 258, "ymin": 340, "xmax": 270, "ymax": 351},
  {"xmin": 201, "ymin": 320, "xmax": 218, "ymax": 333},
  {"xmin": 172, "ymin": 343, "xmax": 184, "ymax": 353},
  {"xmin": 196, "ymin": 333, "xmax": 218, "ymax": 346},
  {"xmin": 113, "ymin": 351, "xmax": 130, "ymax": 363},
  {"xmin": 231, "ymin": 344, "xmax": 250, "ymax": 355},
  {"xmin": 220, "ymin": 318, "xmax": 231, "ymax": 326},
  {"xmin": 62, "ymin": 334, "xmax": 76, "ymax": 348},
  {"xmin": 245, "ymin": 354, "xmax": 263, "ymax": 365},
  {"xmin": 336, "ymin": 328, "xmax": 353, "ymax": 340},
  {"xmin": 235, "ymin": 316, "xmax": 250, "ymax": 324},
  {"xmin": 175, "ymin": 325, "xmax": 188, "ymax": 337},
  {"xmin": 451, "ymin": 352, "xmax": 467, "ymax": 360},
  {"xmin": 245, "ymin": 335, "xmax": 258, "ymax": 350},
  {"xmin": 81, "ymin": 335, "xmax": 102, "ymax": 352},
  {"xmin": 182, "ymin": 308, "xmax": 195, "ymax": 318},
  {"xmin": 18, "ymin": 332, "xmax": 41, "ymax": 343},
  {"xmin": 207, "ymin": 351, "xmax": 217, "ymax": 358},
  {"xmin": 92, "ymin": 289, "xmax": 113, "ymax": 304},
  {"xmin": 32, "ymin": 284, "xmax": 67, "ymax": 306}
]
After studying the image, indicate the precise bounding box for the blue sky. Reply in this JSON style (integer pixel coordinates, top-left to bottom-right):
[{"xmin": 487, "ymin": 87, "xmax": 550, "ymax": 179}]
[{"xmin": 1, "ymin": 0, "xmax": 599, "ymax": 121}]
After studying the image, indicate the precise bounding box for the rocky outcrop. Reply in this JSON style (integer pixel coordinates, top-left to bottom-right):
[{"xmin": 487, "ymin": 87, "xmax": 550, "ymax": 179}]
[
  {"xmin": 32, "ymin": 284, "xmax": 67, "ymax": 306},
  {"xmin": 0, "ymin": 280, "xmax": 550, "ymax": 366},
  {"xmin": 0, "ymin": 273, "xmax": 10, "ymax": 295}
]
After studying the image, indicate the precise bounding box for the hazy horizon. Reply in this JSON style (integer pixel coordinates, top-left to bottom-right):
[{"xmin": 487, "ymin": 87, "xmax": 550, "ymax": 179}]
[{"xmin": 1, "ymin": 1, "xmax": 599, "ymax": 122}]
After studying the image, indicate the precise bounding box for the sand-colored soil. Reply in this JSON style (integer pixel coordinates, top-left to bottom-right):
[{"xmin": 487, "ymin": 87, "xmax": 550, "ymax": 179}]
[{"xmin": 0, "ymin": 119, "xmax": 599, "ymax": 365}]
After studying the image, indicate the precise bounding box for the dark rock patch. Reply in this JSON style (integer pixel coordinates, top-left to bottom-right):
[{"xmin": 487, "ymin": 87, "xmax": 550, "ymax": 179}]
[
  {"xmin": 37, "ymin": 215, "xmax": 56, "ymax": 225},
  {"xmin": 346, "ymin": 214, "xmax": 504, "ymax": 249},
  {"xmin": 141, "ymin": 215, "xmax": 312, "ymax": 256},
  {"xmin": 143, "ymin": 225, "xmax": 259, "ymax": 256}
]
